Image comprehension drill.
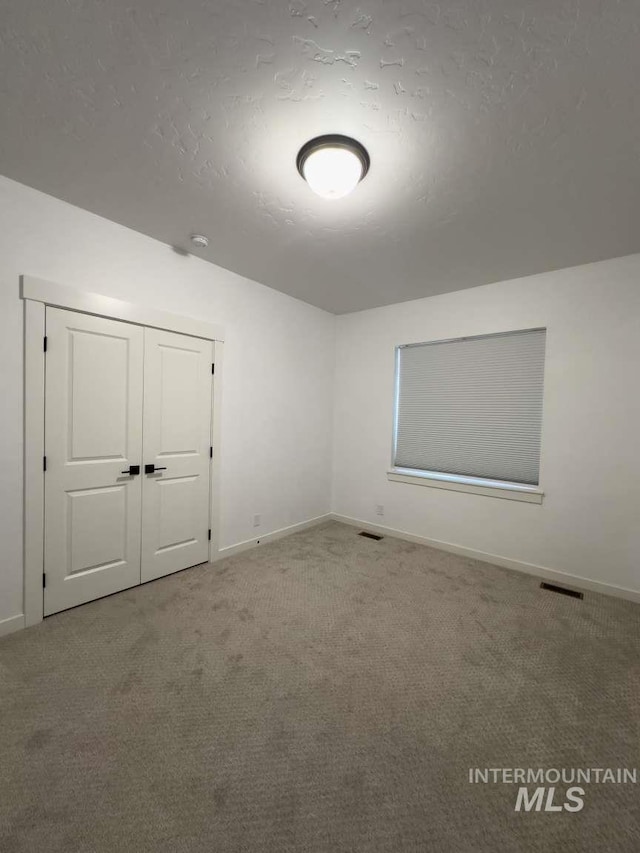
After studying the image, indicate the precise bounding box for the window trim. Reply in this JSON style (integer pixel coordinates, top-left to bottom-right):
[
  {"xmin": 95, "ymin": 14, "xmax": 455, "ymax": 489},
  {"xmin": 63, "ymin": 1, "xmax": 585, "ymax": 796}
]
[{"xmin": 387, "ymin": 467, "xmax": 544, "ymax": 504}]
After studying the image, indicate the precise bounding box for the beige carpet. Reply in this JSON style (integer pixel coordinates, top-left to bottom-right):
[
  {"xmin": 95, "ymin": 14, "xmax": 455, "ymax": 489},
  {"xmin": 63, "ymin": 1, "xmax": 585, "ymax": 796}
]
[{"xmin": 1, "ymin": 521, "xmax": 639, "ymax": 852}]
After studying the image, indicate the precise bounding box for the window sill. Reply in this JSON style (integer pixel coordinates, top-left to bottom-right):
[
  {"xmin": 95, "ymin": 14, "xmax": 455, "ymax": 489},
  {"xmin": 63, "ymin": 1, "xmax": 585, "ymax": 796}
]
[{"xmin": 387, "ymin": 468, "xmax": 544, "ymax": 504}]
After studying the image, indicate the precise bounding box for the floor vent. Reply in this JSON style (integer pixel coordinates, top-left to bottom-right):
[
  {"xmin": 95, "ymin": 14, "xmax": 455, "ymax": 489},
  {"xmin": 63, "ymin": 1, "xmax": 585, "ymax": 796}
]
[
  {"xmin": 540, "ymin": 582, "xmax": 583, "ymax": 600},
  {"xmin": 358, "ymin": 531, "xmax": 383, "ymax": 541}
]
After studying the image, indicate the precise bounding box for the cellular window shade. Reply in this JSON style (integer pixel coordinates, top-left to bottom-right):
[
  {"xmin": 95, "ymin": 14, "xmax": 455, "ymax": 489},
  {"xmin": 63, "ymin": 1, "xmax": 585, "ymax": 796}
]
[{"xmin": 394, "ymin": 328, "xmax": 546, "ymax": 486}]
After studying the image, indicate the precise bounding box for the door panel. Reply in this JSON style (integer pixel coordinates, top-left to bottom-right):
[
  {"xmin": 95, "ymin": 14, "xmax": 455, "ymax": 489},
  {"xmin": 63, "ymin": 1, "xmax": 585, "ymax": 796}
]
[
  {"xmin": 44, "ymin": 308, "xmax": 144, "ymax": 615},
  {"xmin": 141, "ymin": 328, "xmax": 212, "ymax": 582},
  {"xmin": 157, "ymin": 345, "xmax": 201, "ymax": 453},
  {"xmin": 67, "ymin": 485, "xmax": 127, "ymax": 574},
  {"xmin": 68, "ymin": 329, "xmax": 130, "ymax": 460}
]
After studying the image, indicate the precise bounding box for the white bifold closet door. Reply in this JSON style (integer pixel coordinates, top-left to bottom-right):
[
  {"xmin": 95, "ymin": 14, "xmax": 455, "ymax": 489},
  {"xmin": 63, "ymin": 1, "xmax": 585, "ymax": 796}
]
[{"xmin": 44, "ymin": 308, "xmax": 212, "ymax": 616}]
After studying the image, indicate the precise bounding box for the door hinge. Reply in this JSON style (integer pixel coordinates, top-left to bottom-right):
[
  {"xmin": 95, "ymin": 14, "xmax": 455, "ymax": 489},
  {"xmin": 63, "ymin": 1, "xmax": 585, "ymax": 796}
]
[
  {"xmin": 43, "ymin": 336, "xmax": 48, "ymax": 352},
  {"xmin": 211, "ymin": 363, "xmax": 215, "ymax": 375},
  {"xmin": 209, "ymin": 446, "xmax": 213, "ymax": 459},
  {"xmin": 43, "ymin": 455, "xmax": 47, "ymax": 472},
  {"xmin": 43, "ymin": 573, "xmax": 46, "ymax": 588},
  {"xmin": 208, "ymin": 529, "xmax": 211, "ymax": 541}
]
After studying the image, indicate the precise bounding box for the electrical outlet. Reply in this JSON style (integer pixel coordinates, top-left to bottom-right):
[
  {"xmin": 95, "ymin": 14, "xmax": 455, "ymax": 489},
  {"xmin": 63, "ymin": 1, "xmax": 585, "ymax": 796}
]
[
  {"xmin": 375, "ymin": 505, "xmax": 384, "ymax": 517},
  {"xmin": 253, "ymin": 514, "xmax": 261, "ymax": 528}
]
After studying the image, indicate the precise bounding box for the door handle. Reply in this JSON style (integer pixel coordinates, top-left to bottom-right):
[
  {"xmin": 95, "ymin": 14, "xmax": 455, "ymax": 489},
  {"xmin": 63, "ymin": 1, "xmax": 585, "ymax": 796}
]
[
  {"xmin": 121, "ymin": 465, "xmax": 140, "ymax": 476},
  {"xmin": 144, "ymin": 464, "xmax": 167, "ymax": 474}
]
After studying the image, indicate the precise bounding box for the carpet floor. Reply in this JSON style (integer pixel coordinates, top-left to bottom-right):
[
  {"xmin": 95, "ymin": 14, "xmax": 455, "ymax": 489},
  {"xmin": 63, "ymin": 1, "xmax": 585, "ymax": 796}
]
[{"xmin": 1, "ymin": 521, "xmax": 639, "ymax": 852}]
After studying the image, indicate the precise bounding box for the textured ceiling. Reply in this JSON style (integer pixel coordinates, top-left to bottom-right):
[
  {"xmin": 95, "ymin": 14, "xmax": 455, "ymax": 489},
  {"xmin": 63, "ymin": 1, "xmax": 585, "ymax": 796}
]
[{"xmin": 1, "ymin": 0, "xmax": 639, "ymax": 313}]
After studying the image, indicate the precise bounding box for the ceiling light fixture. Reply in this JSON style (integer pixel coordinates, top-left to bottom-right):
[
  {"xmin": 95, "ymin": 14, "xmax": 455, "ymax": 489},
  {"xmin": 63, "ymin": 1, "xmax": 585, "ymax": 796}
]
[{"xmin": 297, "ymin": 135, "xmax": 370, "ymax": 200}]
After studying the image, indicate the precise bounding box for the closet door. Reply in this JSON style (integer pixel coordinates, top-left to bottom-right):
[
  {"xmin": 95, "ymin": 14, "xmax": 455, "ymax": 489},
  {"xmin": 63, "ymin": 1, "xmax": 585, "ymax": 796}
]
[
  {"xmin": 141, "ymin": 328, "xmax": 212, "ymax": 582},
  {"xmin": 44, "ymin": 308, "xmax": 144, "ymax": 616}
]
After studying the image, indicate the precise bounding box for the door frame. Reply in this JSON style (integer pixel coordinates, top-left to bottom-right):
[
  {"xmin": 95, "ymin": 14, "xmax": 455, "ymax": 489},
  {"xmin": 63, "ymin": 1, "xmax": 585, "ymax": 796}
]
[{"xmin": 22, "ymin": 274, "xmax": 225, "ymax": 627}]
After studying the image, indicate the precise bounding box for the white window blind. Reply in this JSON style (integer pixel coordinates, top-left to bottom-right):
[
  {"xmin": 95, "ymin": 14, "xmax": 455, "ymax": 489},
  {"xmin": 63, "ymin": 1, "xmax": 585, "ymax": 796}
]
[{"xmin": 394, "ymin": 328, "xmax": 546, "ymax": 486}]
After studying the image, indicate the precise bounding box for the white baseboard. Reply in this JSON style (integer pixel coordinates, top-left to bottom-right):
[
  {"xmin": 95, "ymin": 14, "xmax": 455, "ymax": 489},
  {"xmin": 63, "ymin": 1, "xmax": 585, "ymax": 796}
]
[
  {"xmin": 0, "ymin": 613, "xmax": 26, "ymax": 638},
  {"xmin": 213, "ymin": 513, "xmax": 333, "ymax": 560},
  {"xmin": 330, "ymin": 514, "xmax": 640, "ymax": 605}
]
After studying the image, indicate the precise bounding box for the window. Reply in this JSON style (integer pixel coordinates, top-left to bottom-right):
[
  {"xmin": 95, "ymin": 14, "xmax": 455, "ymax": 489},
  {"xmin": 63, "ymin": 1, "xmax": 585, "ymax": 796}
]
[{"xmin": 391, "ymin": 328, "xmax": 546, "ymax": 501}]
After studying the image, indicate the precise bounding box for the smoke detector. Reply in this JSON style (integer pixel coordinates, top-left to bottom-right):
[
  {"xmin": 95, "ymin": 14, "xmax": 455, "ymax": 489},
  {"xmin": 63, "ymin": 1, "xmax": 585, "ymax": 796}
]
[{"xmin": 190, "ymin": 234, "xmax": 209, "ymax": 249}]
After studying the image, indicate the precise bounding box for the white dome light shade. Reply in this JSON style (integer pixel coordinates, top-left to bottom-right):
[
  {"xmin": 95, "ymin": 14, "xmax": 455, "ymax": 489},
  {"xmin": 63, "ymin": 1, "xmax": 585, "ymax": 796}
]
[
  {"xmin": 302, "ymin": 147, "xmax": 362, "ymax": 199},
  {"xmin": 297, "ymin": 135, "xmax": 370, "ymax": 199}
]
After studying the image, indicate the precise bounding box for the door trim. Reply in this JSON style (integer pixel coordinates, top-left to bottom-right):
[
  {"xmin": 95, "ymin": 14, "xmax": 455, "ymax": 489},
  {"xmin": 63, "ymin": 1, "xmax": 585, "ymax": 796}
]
[
  {"xmin": 22, "ymin": 275, "xmax": 225, "ymax": 342},
  {"xmin": 22, "ymin": 275, "xmax": 225, "ymax": 627}
]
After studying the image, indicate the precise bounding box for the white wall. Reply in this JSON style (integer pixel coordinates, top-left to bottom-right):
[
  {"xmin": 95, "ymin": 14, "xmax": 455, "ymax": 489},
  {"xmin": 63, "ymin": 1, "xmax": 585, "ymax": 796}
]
[
  {"xmin": 333, "ymin": 255, "xmax": 640, "ymax": 596},
  {"xmin": 0, "ymin": 175, "xmax": 335, "ymax": 625}
]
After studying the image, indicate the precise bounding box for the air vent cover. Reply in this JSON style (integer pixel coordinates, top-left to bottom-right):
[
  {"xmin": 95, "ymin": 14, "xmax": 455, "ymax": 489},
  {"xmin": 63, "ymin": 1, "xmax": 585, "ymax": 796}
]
[
  {"xmin": 358, "ymin": 531, "xmax": 383, "ymax": 541},
  {"xmin": 540, "ymin": 582, "xmax": 583, "ymax": 600}
]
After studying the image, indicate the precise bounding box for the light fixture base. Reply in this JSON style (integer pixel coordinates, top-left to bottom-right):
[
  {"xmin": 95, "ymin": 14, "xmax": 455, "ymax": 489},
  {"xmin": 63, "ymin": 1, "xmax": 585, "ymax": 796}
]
[{"xmin": 296, "ymin": 134, "xmax": 370, "ymax": 183}]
